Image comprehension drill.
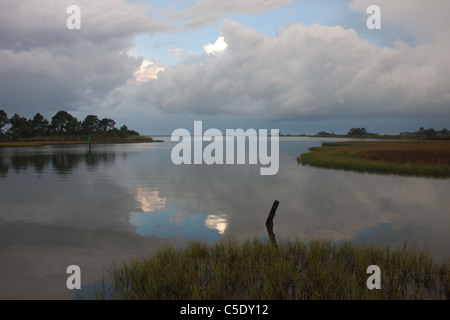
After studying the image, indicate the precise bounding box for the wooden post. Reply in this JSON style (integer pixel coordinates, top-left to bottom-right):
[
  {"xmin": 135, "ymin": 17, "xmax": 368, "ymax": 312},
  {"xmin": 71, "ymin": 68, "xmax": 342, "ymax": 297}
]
[
  {"xmin": 265, "ymin": 200, "xmax": 279, "ymax": 227},
  {"xmin": 266, "ymin": 200, "xmax": 280, "ymax": 247}
]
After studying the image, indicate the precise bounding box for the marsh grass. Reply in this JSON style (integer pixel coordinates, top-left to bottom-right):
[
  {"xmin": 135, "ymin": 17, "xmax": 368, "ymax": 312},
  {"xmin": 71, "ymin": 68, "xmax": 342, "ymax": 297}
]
[
  {"xmin": 92, "ymin": 239, "xmax": 450, "ymax": 300},
  {"xmin": 298, "ymin": 141, "xmax": 450, "ymax": 178}
]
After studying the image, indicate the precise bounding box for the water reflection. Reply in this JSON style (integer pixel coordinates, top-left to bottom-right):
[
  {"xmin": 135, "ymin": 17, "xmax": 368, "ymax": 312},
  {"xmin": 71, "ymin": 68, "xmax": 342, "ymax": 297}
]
[
  {"xmin": 205, "ymin": 214, "xmax": 228, "ymax": 235},
  {"xmin": 0, "ymin": 158, "xmax": 7, "ymax": 177},
  {"xmin": 128, "ymin": 139, "xmax": 450, "ymax": 261},
  {"xmin": 129, "ymin": 209, "xmax": 225, "ymax": 241},
  {"xmin": 0, "ymin": 147, "xmax": 116, "ymax": 177},
  {"xmin": 130, "ymin": 187, "xmax": 228, "ymax": 241},
  {"xmin": 0, "ymin": 139, "xmax": 449, "ymax": 299},
  {"xmin": 135, "ymin": 187, "xmax": 166, "ymax": 212}
]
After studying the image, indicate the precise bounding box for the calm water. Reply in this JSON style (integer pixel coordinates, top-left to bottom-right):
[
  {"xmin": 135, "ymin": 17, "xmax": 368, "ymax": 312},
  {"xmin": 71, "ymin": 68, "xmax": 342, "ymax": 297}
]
[{"xmin": 0, "ymin": 137, "xmax": 449, "ymax": 299}]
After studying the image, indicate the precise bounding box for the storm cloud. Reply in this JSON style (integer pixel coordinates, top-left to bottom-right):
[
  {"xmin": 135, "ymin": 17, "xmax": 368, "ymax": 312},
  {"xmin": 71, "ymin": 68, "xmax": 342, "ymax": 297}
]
[
  {"xmin": 0, "ymin": 0, "xmax": 170, "ymax": 118},
  {"xmin": 1, "ymin": 0, "xmax": 449, "ymax": 133}
]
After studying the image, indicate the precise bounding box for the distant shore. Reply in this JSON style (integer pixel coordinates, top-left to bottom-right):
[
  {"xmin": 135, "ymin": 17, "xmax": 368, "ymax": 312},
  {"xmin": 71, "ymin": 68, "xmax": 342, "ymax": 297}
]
[
  {"xmin": 298, "ymin": 140, "xmax": 450, "ymax": 178},
  {"xmin": 0, "ymin": 135, "xmax": 164, "ymax": 148}
]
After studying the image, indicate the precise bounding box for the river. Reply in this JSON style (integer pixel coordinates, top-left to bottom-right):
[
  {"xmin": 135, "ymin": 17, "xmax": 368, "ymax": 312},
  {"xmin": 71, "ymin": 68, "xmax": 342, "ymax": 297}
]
[{"xmin": 0, "ymin": 137, "xmax": 449, "ymax": 299}]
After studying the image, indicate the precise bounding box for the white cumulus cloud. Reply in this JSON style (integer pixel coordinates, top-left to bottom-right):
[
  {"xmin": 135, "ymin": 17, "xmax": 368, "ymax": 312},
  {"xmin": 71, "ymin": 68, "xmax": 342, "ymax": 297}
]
[
  {"xmin": 137, "ymin": 19, "xmax": 450, "ymax": 122},
  {"xmin": 204, "ymin": 36, "xmax": 228, "ymax": 55},
  {"xmin": 134, "ymin": 60, "xmax": 165, "ymax": 83}
]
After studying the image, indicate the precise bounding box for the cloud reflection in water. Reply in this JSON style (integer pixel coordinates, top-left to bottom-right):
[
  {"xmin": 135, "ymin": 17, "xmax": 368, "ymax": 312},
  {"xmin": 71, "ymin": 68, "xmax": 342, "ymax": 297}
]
[{"xmin": 130, "ymin": 187, "xmax": 228, "ymax": 241}]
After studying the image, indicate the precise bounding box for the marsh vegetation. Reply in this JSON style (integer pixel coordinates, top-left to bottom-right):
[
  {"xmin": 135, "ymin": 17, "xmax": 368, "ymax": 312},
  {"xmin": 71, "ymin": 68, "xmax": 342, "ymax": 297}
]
[
  {"xmin": 298, "ymin": 140, "xmax": 450, "ymax": 178},
  {"xmin": 92, "ymin": 239, "xmax": 450, "ymax": 300}
]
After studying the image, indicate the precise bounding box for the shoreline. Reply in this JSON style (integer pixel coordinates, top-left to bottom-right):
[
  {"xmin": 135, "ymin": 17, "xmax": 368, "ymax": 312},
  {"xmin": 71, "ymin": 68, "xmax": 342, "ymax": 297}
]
[
  {"xmin": 0, "ymin": 137, "xmax": 164, "ymax": 148},
  {"xmin": 298, "ymin": 140, "xmax": 450, "ymax": 178}
]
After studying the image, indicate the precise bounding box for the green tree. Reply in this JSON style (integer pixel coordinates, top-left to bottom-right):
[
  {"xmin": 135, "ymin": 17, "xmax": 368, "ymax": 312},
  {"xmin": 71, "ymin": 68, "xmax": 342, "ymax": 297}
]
[
  {"xmin": 31, "ymin": 113, "xmax": 49, "ymax": 136},
  {"xmin": 129, "ymin": 129, "xmax": 140, "ymax": 136},
  {"xmin": 98, "ymin": 118, "xmax": 116, "ymax": 133},
  {"xmin": 51, "ymin": 111, "xmax": 80, "ymax": 136},
  {"xmin": 417, "ymin": 127, "xmax": 424, "ymax": 139},
  {"xmin": 8, "ymin": 113, "xmax": 33, "ymax": 140},
  {"xmin": 423, "ymin": 128, "xmax": 436, "ymax": 139},
  {"xmin": 347, "ymin": 127, "xmax": 367, "ymax": 136},
  {"xmin": 316, "ymin": 131, "xmax": 329, "ymax": 137},
  {"xmin": 82, "ymin": 115, "xmax": 100, "ymax": 134},
  {"xmin": 0, "ymin": 110, "xmax": 8, "ymax": 137},
  {"xmin": 119, "ymin": 125, "xmax": 129, "ymax": 138}
]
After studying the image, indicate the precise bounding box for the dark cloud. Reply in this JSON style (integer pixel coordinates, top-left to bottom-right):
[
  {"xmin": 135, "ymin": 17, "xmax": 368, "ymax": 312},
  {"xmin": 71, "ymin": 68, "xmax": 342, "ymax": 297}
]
[
  {"xmin": 0, "ymin": 0, "xmax": 171, "ymax": 118},
  {"xmin": 1, "ymin": 0, "xmax": 449, "ymax": 134}
]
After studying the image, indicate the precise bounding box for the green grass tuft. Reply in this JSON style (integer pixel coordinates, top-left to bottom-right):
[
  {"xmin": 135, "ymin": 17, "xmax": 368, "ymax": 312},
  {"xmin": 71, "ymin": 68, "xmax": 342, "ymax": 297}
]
[{"xmin": 91, "ymin": 239, "xmax": 450, "ymax": 300}]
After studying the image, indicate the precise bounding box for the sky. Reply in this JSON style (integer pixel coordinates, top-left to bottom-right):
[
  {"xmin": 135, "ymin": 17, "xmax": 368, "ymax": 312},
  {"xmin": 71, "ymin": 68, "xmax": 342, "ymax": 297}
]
[{"xmin": 1, "ymin": 0, "xmax": 449, "ymax": 135}]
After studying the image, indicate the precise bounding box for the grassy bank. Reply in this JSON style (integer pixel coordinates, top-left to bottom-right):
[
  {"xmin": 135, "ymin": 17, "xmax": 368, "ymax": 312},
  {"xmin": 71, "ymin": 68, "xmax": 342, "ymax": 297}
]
[
  {"xmin": 0, "ymin": 135, "xmax": 163, "ymax": 148},
  {"xmin": 92, "ymin": 239, "xmax": 450, "ymax": 300},
  {"xmin": 298, "ymin": 140, "xmax": 450, "ymax": 178}
]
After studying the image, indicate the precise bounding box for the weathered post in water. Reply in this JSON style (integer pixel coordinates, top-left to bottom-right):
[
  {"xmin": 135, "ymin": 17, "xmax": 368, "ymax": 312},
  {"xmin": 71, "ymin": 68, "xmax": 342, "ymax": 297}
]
[{"xmin": 266, "ymin": 200, "xmax": 280, "ymax": 247}]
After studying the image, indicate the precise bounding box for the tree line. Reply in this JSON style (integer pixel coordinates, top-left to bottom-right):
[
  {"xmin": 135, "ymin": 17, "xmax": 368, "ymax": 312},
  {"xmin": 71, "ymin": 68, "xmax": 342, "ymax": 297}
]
[
  {"xmin": 314, "ymin": 127, "xmax": 450, "ymax": 140},
  {"xmin": 416, "ymin": 127, "xmax": 449, "ymax": 140},
  {"xmin": 315, "ymin": 127, "xmax": 378, "ymax": 137},
  {"xmin": 0, "ymin": 110, "xmax": 140, "ymax": 141}
]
